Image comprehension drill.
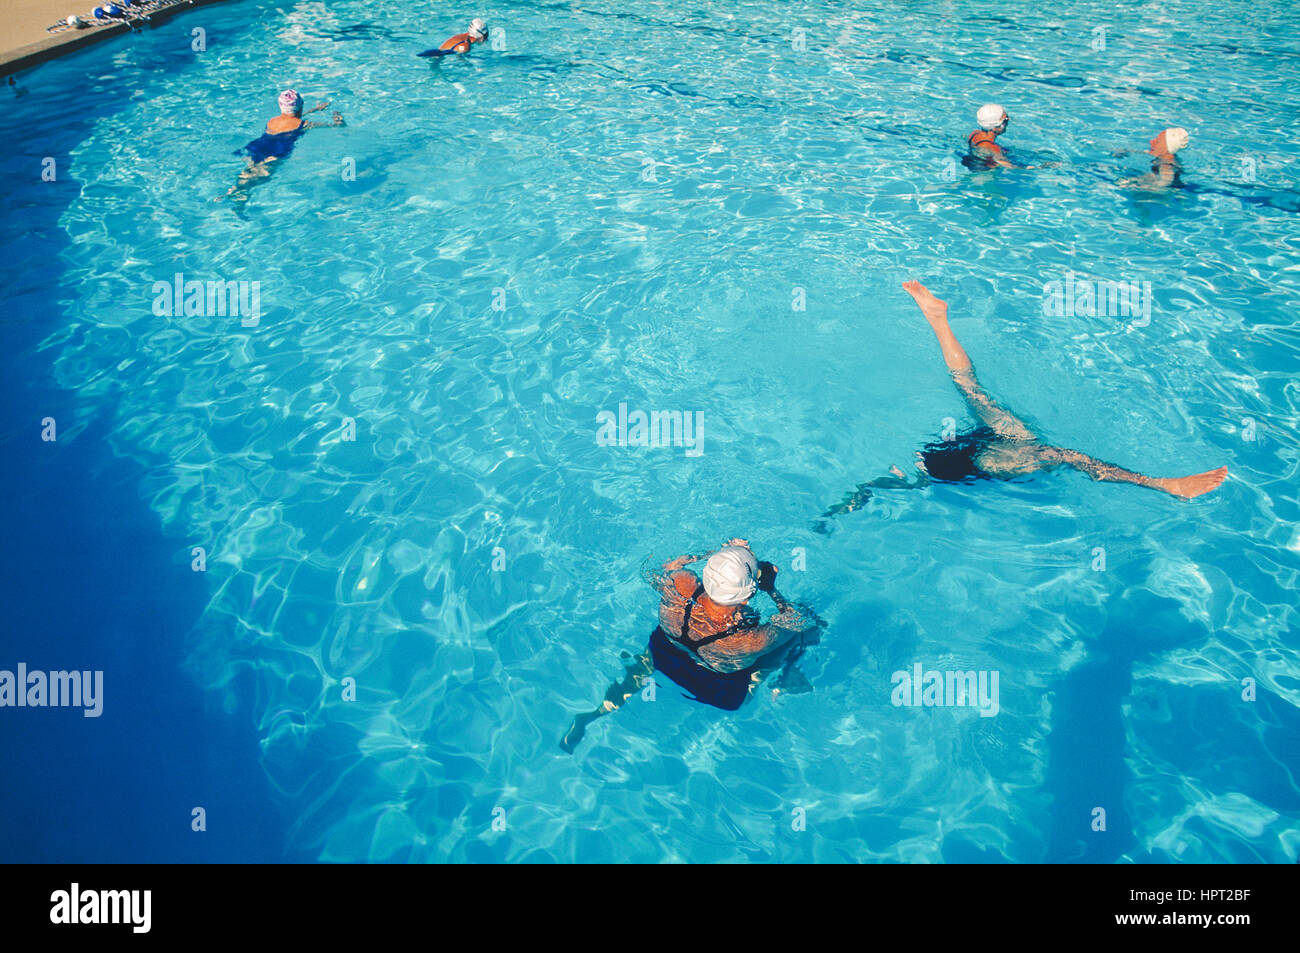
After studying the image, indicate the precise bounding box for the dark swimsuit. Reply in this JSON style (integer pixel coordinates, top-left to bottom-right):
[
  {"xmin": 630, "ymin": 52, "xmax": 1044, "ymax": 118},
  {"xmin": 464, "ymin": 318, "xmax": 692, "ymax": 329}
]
[
  {"xmin": 651, "ymin": 583, "xmax": 762, "ymax": 711},
  {"xmin": 1151, "ymin": 157, "xmax": 1185, "ymax": 188},
  {"xmin": 237, "ymin": 122, "xmax": 304, "ymax": 163},
  {"xmin": 919, "ymin": 426, "xmax": 998, "ymax": 482}
]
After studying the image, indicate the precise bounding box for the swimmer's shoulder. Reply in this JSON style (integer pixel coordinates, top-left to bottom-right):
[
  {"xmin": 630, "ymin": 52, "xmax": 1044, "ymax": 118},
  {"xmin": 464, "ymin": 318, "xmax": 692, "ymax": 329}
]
[{"xmin": 669, "ymin": 570, "xmax": 699, "ymax": 597}]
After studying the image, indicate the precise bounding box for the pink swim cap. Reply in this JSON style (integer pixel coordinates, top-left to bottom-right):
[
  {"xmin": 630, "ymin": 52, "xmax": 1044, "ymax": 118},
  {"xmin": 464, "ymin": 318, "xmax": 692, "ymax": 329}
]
[{"xmin": 278, "ymin": 89, "xmax": 302, "ymax": 114}]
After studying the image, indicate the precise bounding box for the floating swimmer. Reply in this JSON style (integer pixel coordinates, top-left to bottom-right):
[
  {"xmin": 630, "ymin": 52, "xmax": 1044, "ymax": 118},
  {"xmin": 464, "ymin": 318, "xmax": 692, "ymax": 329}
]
[
  {"xmin": 560, "ymin": 540, "xmax": 823, "ymax": 752},
  {"xmin": 219, "ymin": 89, "xmax": 344, "ymax": 203},
  {"xmin": 418, "ymin": 18, "xmax": 488, "ymax": 57},
  {"xmin": 813, "ymin": 280, "xmax": 1228, "ymax": 530},
  {"xmin": 966, "ymin": 103, "xmax": 1016, "ymax": 169},
  {"xmin": 1119, "ymin": 126, "xmax": 1190, "ymax": 190}
]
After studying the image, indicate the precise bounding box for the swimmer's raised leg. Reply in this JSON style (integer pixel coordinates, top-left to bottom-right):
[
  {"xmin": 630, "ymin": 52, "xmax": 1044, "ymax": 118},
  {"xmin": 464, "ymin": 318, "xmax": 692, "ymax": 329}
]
[
  {"xmin": 560, "ymin": 646, "xmax": 654, "ymax": 753},
  {"xmin": 902, "ymin": 279, "xmax": 1036, "ymax": 442}
]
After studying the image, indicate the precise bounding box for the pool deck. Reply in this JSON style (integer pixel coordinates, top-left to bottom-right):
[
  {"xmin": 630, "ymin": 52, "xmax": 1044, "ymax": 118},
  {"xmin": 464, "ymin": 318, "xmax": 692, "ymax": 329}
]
[{"xmin": 1, "ymin": 0, "xmax": 232, "ymax": 78}]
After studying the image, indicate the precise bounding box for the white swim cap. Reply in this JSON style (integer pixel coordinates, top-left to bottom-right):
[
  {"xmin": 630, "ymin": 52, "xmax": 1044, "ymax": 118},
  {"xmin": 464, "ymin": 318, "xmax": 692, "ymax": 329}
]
[
  {"xmin": 1163, "ymin": 127, "xmax": 1189, "ymax": 153},
  {"xmin": 702, "ymin": 546, "xmax": 759, "ymax": 606},
  {"xmin": 977, "ymin": 103, "xmax": 1008, "ymax": 130},
  {"xmin": 468, "ymin": 18, "xmax": 487, "ymax": 39}
]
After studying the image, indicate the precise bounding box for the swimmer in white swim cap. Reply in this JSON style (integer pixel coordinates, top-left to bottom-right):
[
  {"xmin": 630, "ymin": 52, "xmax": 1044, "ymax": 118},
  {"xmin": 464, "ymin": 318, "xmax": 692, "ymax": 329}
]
[
  {"xmin": 1154, "ymin": 127, "xmax": 1190, "ymax": 155},
  {"xmin": 560, "ymin": 538, "xmax": 824, "ymax": 752},
  {"xmin": 422, "ymin": 17, "xmax": 489, "ymax": 56},
  {"xmin": 1120, "ymin": 126, "xmax": 1191, "ymax": 190},
  {"xmin": 967, "ymin": 103, "xmax": 1016, "ymax": 168}
]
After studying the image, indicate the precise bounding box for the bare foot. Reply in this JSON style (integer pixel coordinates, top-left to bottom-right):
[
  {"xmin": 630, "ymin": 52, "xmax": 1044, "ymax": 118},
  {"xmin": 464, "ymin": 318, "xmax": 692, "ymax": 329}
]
[
  {"xmin": 1155, "ymin": 466, "xmax": 1228, "ymax": 499},
  {"xmin": 902, "ymin": 279, "xmax": 949, "ymax": 327}
]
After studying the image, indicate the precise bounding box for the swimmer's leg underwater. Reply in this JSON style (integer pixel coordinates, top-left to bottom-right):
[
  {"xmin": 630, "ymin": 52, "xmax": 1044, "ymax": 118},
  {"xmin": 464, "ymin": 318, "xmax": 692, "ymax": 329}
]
[
  {"xmin": 218, "ymin": 157, "xmax": 277, "ymax": 204},
  {"xmin": 559, "ymin": 643, "xmax": 654, "ymax": 753}
]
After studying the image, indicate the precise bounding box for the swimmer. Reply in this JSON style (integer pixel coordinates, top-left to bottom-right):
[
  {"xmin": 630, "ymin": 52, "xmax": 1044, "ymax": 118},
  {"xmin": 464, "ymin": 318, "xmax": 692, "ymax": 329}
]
[
  {"xmin": 560, "ymin": 540, "xmax": 823, "ymax": 752},
  {"xmin": 418, "ymin": 18, "xmax": 488, "ymax": 57},
  {"xmin": 814, "ymin": 280, "xmax": 1228, "ymax": 530},
  {"xmin": 966, "ymin": 103, "xmax": 1016, "ymax": 169},
  {"xmin": 219, "ymin": 89, "xmax": 344, "ymax": 203},
  {"xmin": 1119, "ymin": 126, "xmax": 1190, "ymax": 190}
]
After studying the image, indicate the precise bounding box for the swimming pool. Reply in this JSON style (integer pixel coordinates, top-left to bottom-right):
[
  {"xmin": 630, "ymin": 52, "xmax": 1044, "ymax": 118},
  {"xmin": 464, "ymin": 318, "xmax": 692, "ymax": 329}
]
[{"xmin": 1, "ymin": 0, "xmax": 1297, "ymax": 863}]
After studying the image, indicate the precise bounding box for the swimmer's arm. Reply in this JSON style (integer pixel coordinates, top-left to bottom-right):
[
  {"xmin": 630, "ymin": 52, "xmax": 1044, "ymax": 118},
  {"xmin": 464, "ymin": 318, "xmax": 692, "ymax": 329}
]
[
  {"xmin": 646, "ymin": 568, "xmax": 698, "ymax": 601},
  {"xmin": 769, "ymin": 599, "xmax": 822, "ymax": 637},
  {"xmin": 301, "ymin": 112, "xmax": 345, "ymax": 130},
  {"xmin": 759, "ymin": 566, "xmax": 825, "ymax": 637},
  {"xmin": 713, "ymin": 623, "xmax": 797, "ymax": 669},
  {"xmin": 306, "ymin": 101, "xmax": 330, "ymax": 114},
  {"xmin": 661, "ymin": 538, "xmax": 747, "ymax": 572},
  {"xmin": 662, "ymin": 552, "xmax": 708, "ymax": 572},
  {"xmin": 982, "ymin": 142, "xmax": 1016, "ymax": 169}
]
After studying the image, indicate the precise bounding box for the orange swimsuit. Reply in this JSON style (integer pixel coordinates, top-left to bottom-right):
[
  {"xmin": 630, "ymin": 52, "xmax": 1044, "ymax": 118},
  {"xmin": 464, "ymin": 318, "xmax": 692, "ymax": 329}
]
[
  {"xmin": 656, "ymin": 570, "xmax": 785, "ymax": 673},
  {"xmin": 439, "ymin": 32, "xmax": 475, "ymax": 52},
  {"xmin": 967, "ymin": 129, "xmax": 1006, "ymax": 168}
]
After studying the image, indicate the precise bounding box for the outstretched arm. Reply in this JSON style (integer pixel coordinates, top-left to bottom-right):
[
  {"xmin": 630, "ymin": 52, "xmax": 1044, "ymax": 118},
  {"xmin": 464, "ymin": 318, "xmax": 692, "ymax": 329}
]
[
  {"xmin": 302, "ymin": 111, "xmax": 345, "ymax": 130},
  {"xmin": 902, "ymin": 279, "xmax": 1035, "ymax": 441},
  {"xmin": 1034, "ymin": 446, "xmax": 1226, "ymax": 499},
  {"xmin": 813, "ymin": 468, "xmax": 926, "ymax": 531},
  {"xmin": 660, "ymin": 537, "xmax": 748, "ymax": 573}
]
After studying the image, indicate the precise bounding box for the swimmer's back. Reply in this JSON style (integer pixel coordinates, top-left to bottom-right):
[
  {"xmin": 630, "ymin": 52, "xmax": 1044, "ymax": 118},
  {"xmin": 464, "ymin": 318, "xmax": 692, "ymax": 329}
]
[
  {"xmin": 656, "ymin": 570, "xmax": 798, "ymax": 673},
  {"xmin": 266, "ymin": 115, "xmax": 304, "ymax": 134}
]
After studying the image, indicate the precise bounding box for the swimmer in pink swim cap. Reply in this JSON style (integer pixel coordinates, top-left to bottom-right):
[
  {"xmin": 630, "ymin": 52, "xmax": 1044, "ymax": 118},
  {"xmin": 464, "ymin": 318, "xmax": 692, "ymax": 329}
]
[{"xmin": 219, "ymin": 88, "xmax": 345, "ymax": 203}]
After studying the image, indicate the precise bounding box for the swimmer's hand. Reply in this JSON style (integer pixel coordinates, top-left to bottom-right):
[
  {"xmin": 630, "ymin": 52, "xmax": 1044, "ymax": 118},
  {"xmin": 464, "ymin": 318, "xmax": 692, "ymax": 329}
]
[
  {"xmin": 332, "ymin": 111, "xmax": 345, "ymax": 126},
  {"xmin": 757, "ymin": 561, "xmax": 778, "ymax": 593},
  {"xmin": 308, "ymin": 100, "xmax": 330, "ymax": 113}
]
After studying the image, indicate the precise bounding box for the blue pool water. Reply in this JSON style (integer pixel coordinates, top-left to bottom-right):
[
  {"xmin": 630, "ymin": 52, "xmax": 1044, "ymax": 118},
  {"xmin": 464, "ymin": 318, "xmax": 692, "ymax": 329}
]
[{"xmin": 2, "ymin": 0, "xmax": 1298, "ymax": 863}]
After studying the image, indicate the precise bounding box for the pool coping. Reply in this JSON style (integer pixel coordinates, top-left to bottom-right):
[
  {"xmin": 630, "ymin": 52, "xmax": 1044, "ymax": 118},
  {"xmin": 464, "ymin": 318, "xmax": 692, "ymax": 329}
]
[{"xmin": 1, "ymin": 0, "xmax": 234, "ymax": 78}]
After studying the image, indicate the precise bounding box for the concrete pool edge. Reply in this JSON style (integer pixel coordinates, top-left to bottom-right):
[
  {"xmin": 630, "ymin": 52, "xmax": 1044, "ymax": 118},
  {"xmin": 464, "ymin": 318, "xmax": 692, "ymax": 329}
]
[{"xmin": 1, "ymin": 0, "xmax": 236, "ymax": 78}]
